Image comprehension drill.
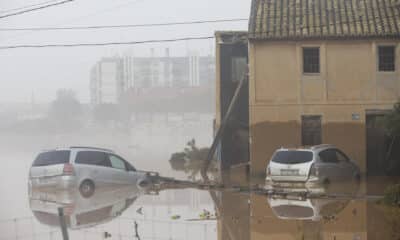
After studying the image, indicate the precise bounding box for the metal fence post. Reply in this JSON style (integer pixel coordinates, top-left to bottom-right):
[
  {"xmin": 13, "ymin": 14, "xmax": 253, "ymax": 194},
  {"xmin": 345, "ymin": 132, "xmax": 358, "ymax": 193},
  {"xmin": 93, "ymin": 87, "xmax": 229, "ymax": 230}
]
[{"xmin": 58, "ymin": 208, "xmax": 69, "ymax": 240}]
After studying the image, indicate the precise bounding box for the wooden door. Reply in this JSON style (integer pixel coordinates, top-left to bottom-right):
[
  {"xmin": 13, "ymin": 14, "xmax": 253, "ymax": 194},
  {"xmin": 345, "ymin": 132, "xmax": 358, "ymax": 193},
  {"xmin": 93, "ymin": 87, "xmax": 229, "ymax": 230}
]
[{"xmin": 301, "ymin": 115, "xmax": 322, "ymax": 146}]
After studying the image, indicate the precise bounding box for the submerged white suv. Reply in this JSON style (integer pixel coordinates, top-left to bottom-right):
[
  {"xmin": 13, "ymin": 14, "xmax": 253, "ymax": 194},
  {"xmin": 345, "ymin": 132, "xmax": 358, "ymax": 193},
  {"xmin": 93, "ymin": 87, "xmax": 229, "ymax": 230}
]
[
  {"xmin": 266, "ymin": 144, "xmax": 360, "ymax": 190},
  {"xmin": 29, "ymin": 147, "xmax": 149, "ymax": 197}
]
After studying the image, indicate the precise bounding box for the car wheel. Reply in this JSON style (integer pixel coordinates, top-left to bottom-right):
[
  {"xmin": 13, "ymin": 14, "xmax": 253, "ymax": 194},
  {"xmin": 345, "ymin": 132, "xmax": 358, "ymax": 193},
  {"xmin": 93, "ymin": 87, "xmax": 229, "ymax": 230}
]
[{"xmin": 79, "ymin": 180, "xmax": 95, "ymax": 198}]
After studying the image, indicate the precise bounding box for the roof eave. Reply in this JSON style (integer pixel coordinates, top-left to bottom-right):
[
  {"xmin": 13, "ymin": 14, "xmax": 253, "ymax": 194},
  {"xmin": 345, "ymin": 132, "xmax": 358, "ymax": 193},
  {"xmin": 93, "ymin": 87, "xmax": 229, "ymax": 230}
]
[{"xmin": 248, "ymin": 33, "xmax": 400, "ymax": 42}]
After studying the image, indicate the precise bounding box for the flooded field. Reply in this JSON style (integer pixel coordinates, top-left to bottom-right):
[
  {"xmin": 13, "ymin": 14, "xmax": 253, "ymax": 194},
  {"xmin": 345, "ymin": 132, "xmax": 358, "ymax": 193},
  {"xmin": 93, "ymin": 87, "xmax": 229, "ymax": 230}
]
[
  {"xmin": 0, "ymin": 116, "xmax": 399, "ymax": 240},
  {"xmin": 2, "ymin": 180, "xmax": 400, "ymax": 240},
  {"xmin": 0, "ymin": 116, "xmax": 217, "ymax": 240}
]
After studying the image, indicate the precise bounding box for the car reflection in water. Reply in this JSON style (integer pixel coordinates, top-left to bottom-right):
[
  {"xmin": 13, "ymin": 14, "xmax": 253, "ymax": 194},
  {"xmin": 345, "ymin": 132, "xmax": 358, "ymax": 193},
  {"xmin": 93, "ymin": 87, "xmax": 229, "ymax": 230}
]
[
  {"xmin": 268, "ymin": 196, "xmax": 349, "ymax": 222},
  {"xmin": 29, "ymin": 182, "xmax": 145, "ymax": 230}
]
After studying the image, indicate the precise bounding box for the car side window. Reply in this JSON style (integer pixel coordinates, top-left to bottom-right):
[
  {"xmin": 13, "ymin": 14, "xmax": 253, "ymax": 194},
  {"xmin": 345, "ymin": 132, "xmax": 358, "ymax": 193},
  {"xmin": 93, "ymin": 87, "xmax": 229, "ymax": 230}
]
[
  {"xmin": 108, "ymin": 154, "xmax": 127, "ymax": 171},
  {"xmin": 125, "ymin": 161, "xmax": 136, "ymax": 171},
  {"xmin": 319, "ymin": 149, "xmax": 339, "ymax": 163},
  {"xmin": 335, "ymin": 150, "xmax": 350, "ymax": 163},
  {"xmin": 75, "ymin": 151, "xmax": 111, "ymax": 167}
]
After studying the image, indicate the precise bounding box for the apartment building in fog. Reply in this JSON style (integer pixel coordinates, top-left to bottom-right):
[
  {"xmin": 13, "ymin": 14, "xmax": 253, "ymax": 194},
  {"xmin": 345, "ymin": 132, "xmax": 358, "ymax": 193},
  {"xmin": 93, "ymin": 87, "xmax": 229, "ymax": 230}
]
[
  {"xmin": 122, "ymin": 49, "xmax": 215, "ymax": 88},
  {"xmin": 90, "ymin": 49, "xmax": 215, "ymax": 105},
  {"xmin": 90, "ymin": 57, "xmax": 125, "ymax": 105}
]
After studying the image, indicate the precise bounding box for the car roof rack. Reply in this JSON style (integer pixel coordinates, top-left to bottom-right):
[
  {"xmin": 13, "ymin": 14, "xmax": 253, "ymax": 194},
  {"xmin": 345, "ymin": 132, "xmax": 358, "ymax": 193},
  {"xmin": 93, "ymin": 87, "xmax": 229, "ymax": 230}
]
[
  {"xmin": 310, "ymin": 144, "xmax": 336, "ymax": 150},
  {"xmin": 69, "ymin": 146, "xmax": 114, "ymax": 152}
]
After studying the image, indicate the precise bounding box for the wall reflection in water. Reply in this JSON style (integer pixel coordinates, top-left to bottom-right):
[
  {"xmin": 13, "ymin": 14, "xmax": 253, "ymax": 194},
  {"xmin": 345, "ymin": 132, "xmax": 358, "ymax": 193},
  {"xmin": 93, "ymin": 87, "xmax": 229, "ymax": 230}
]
[{"xmin": 216, "ymin": 178, "xmax": 400, "ymax": 240}]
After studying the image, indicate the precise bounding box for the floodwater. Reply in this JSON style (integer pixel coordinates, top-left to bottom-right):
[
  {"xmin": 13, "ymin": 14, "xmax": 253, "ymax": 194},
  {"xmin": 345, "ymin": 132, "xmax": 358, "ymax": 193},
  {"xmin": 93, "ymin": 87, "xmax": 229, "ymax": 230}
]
[{"xmin": 1, "ymin": 116, "xmax": 400, "ymax": 240}]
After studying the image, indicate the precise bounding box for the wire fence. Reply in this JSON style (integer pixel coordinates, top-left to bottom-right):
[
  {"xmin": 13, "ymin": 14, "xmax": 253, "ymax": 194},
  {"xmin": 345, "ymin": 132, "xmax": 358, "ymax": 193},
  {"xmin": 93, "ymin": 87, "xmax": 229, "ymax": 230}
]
[{"xmin": 0, "ymin": 215, "xmax": 216, "ymax": 240}]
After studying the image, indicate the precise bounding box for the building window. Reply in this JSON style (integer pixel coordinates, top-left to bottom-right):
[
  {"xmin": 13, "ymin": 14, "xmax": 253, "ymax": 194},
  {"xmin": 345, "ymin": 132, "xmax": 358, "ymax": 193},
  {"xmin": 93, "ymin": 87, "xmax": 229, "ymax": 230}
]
[
  {"xmin": 301, "ymin": 115, "xmax": 322, "ymax": 146},
  {"xmin": 378, "ymin": 46, "xmax": 395, "ymax": 72},
  {"xmin": 303, "ymin": 47, "xmax": 320, "ymax": 74}
]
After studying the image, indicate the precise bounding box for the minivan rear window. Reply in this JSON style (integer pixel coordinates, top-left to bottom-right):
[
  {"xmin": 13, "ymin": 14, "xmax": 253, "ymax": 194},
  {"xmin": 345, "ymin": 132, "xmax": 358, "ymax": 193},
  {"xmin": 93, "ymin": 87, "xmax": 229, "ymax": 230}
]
[
  {"xmin": 271, "ymin": 151, "xmax": 313, "ymax": 164},
  {"xmin": 33, "ymin": 151, "xmax": 70, "ymax": 167}
]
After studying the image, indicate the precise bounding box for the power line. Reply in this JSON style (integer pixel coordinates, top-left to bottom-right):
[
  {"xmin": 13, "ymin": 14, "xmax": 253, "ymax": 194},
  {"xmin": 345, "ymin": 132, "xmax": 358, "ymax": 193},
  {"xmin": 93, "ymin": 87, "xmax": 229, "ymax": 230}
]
[
  {"xmin": 1, "ymin": 12, "xmax": 396, "ymax": 50},
  {"xmin": 68, "ymin": 0, "xmax": 146, "ymax": 23},
  {"xmin": 0, "ymin": 36, "xmax": 215, "ymax": 50},
  {"xmin": 0, "ymin": 12, "xmax": 396, "ymax": 49},
  {"xmin": 0, "ymin": 0, "xmax": 144, "ymax": 44},
  {"xmin": 0, "ymin": 0, "xmax": 75, "ymax": 19},
  {"xmin": 0, "ymin": 18, "xmax": 248, "ymax": 31},
  {"xmin": 0, "ymin": 0, "xmax": 64, "ymax": 14}
]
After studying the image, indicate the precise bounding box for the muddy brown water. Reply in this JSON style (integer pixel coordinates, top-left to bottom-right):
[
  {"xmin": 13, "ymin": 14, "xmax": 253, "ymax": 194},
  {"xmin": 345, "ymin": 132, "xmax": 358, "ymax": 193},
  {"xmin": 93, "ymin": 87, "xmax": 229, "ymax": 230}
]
[{"xmin": 1, "ymin": 132, "xmax": 400, "ymax": 240}]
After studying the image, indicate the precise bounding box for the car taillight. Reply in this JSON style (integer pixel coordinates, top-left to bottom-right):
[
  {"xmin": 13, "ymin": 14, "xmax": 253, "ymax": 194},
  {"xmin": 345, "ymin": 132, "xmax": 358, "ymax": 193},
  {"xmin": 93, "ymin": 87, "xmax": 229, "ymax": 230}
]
[
  {"xmin": 63, "ymin": 163, "xmax": 74, "ymax": 176},
  {"xmin": 309, "ymin": 164, "xmax": 318, "ymax": 176}
]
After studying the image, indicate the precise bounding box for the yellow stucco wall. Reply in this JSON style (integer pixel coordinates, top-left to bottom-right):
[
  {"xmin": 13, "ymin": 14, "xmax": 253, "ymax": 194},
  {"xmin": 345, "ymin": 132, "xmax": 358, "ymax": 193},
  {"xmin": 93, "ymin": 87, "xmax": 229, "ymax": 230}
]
[{"xmin": 249, "ymin": 40, "xmax": 400, "ymax": 176}]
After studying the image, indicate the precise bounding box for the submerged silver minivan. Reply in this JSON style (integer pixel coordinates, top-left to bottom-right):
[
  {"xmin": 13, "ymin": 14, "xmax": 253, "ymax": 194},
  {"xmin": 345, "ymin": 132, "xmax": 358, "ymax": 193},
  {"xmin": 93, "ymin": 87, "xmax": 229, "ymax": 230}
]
[{"xmin": 29, "ymin": 147, "xmax": 148, "ymax": 197}]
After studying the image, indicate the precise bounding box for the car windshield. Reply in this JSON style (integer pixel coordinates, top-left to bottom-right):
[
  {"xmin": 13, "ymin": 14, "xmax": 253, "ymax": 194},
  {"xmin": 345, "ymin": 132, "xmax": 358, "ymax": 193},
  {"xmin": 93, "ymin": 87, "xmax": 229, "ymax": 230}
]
[
  {"xmin": 32, "ymin": 151, "xmax": 70, "ymax": 167},
  {"xmin": 271, "ymin": 151, "xmax": 313, "ymax": 164}
]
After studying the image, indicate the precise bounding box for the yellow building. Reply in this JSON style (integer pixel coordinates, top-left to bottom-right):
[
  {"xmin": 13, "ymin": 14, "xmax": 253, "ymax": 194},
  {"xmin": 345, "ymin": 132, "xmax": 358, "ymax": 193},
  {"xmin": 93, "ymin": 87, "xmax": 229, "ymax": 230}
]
[
  {"xmin": 247, "ymin": 0, "xmax": 400, "ymax": 176},
  {"xmin": 215, "ymin": 3, "xmax": 400, "ymax": 239}
]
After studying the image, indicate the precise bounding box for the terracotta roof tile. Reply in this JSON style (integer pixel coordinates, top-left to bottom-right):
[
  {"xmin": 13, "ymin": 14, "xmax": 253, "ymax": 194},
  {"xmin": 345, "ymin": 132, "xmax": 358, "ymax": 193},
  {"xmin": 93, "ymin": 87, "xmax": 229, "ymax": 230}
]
[{"xmin": 249, "ymin": 0, "xmax": 400, "ymax": 40}]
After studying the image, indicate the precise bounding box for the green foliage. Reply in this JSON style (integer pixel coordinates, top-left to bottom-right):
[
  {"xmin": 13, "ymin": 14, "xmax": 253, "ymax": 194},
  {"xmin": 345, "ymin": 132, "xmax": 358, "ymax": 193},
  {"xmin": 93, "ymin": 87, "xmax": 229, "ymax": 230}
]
[
  {"xmin": 384, "ymin": 101, "xmax": 400, "ymax": 137},
  {"xmin": 169, "ymin": 152, "xmax": 186, "ymax": 171},
  {"xmin": 170, "ymin": 215, "xmax": 181, "ymax": 220},
  {"xmin": 383, "ymin": 184, "xmax": 400, "ymax": 206}
]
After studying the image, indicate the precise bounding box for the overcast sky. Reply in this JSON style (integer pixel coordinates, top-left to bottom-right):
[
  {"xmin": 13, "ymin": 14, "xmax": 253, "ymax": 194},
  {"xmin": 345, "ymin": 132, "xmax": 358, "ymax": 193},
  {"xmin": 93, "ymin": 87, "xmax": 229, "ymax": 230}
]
[{"xmin": 0, "ymin": 0, "xmax": 250, "ymax": 103}]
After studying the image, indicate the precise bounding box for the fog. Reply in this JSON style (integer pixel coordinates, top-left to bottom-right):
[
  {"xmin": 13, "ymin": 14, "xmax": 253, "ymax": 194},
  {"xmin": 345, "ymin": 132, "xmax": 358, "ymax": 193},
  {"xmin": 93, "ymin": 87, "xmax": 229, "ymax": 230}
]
[
  {"xmin": 0, "ymin": 0, "xmax": 247, "ymax": 209},
  {"xmin": 0, "ymin": 0, "xmax": 250, "ymax": 103},
  {"xmin": 0, "ymin": 1, "xmax": 250, "ymax": 234}
]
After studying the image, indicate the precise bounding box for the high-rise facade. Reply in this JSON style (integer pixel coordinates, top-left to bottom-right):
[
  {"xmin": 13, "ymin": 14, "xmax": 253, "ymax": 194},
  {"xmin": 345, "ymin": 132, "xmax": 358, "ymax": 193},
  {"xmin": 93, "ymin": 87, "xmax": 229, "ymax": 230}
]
[
  {"xmin": 90, "ymin": 57, "xmax": 125, "ymax": 105},
  {"xmin": 90, "ymin": 50, "xmax": 215, "ymax": 105}
]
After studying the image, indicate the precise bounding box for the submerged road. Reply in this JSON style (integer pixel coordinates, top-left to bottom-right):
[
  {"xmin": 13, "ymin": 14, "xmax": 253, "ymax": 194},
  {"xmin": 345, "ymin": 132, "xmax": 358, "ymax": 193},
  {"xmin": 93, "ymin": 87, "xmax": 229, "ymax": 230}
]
[{"xmin": 147, "ymin": 174, "xmax": 384, "ymax": 201}]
